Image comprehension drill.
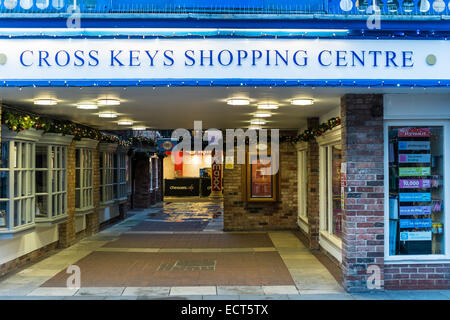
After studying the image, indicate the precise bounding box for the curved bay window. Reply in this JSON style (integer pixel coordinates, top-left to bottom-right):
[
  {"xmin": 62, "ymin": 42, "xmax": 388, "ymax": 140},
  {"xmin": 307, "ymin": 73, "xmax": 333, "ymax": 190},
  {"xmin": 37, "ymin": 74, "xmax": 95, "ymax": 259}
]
[
  {"xmin": 100, "ymin": 150, "xmax": 115, "ymax": 204},
  {"xmin": 100, "ymin": 144, "xmax": 128, "ymax": 204},
  {"xmin": 75, "ymin": 139, "xmax": 97, "ymax": 214},
  {"xmin": 117, "ymin": 152, "xmax": 127, "ymax": 200},
  {"xmin": 35, "ymin": 134, "xmax": 72, "ymax": 224},
  {"xmin": 317, "ymin": 126, "xmax": 343, "ymax": 262},
  {"xmin": 0, "ymin": 128, "xmax": 42, "ymax": 233}
]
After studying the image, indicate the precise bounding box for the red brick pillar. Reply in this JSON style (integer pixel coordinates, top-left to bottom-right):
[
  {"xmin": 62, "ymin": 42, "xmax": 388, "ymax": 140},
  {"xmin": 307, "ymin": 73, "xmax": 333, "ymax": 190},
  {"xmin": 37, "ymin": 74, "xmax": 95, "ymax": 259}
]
[
  {"xmin": 132, "ymin": 153, "xmax": 151, "ymax": 208},
  {"xmin": 58, "ymin": 141, "xmax": 77, "ymax": 248},
  {"xmin": 86, "ymin": 145, "xmax": 100, "ymax": 235},
  {"xmin": 341, "ymin": 94, "xmax": 385, "ymax": 292},
  {"xmin": 306, "ymin": 117, "xmax": 320, "ymax": 249}
]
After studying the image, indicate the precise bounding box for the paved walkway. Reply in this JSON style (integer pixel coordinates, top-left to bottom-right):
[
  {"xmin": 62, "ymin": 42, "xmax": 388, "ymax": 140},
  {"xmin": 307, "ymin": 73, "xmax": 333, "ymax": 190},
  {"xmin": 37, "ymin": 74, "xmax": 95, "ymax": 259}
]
[{"xmin": 0, "ymin": 202, "xmax": 449, "ymax": 300}]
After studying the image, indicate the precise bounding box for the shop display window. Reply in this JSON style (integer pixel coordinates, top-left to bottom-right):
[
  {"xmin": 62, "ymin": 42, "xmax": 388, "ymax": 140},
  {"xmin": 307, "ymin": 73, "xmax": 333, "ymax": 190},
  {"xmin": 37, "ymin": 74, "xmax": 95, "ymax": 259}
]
[
  {"xmin": 297, "ymin": 148, "xmax": 308, "ymax": 221},
  {"xmin": 75, "ymin": 148, "xmax": 94, "ymax": 211},
  {"xmin": 0, "ymin": 140, "xmax": 35, "ymax": 231},
  {"xmin": 100, "ymin": 151, "xmax": 127, "ymax": 203},
  {"xmin": 245, "ymin": 152, "xmax": 278, "ymax": 202},
  {"xmin": 388, "ymin": 126, "xmax": 445, "ymax": 256},
  {"xmin": 35, "ymin": 145, "xmax": 68, "ymax": 221},
  {"xmin": 322, "ymin": 144, "xmax": 343, "ymax": 239}
]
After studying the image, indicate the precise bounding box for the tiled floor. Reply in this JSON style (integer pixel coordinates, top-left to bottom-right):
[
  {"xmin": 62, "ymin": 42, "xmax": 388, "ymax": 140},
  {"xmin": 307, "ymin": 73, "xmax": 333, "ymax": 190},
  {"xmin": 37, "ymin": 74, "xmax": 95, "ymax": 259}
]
[{"xmin": 2, "ymin": 201, "xmax": 446, "ymax": 300}]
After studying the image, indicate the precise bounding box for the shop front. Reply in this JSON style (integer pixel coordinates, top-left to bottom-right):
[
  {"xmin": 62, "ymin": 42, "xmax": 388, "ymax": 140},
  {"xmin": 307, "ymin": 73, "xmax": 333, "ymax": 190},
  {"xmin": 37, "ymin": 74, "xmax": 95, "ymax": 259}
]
[{"xmin": 0, "ymin": 25, "xmax": 449, "ymax": 292}]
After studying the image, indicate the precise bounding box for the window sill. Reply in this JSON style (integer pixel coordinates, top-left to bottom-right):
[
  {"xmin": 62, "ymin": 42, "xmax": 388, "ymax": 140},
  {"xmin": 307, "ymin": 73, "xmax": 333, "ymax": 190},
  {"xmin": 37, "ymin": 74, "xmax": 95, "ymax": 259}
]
[
  {"xmin": 297, "ymin": 215, "xmax": 309, "ymax": 234},
  {"xmin": 75, "ymin": 207, "xmax": 95, "ymax": 216},
  {"xmin": 319, "ymin": 230, "xmax": 342, "ymax": 263},
  {"xmin": 384, "ymin": 255, "xmax": 450, "ymax": 265},
  {"xmin": 0, "ymin": 224, "xmax": 36, "ymax": 238},
  {"xmin": 35, "ymin": 215, "xmax": 68, "ymax": 227}
]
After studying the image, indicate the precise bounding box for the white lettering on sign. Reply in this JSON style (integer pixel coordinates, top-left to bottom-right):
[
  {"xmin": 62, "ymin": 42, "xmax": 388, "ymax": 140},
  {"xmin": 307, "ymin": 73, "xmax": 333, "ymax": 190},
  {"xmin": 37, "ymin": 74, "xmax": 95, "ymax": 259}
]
[{"xmin": 0, "ymin": 39, "xmax": 446, "ymax": 81}]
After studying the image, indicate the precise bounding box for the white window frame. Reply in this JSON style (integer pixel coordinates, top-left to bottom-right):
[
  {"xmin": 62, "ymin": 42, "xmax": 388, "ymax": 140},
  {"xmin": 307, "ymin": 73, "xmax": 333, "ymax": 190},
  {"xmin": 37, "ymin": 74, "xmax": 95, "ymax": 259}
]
[
  {"xmin": 152, "ymin": 156, "xmax": 159, "ymax": 191},
  {"xmin": 117, "ymin": 152, "xmax": 127, "ymax": 200},
  {"xmin": 100, "ymin": 151, "xmax": 115, "ymax": 204},
  {"xmin": 75, "ymin": 148, "xmax": 94, "ymax": 213},
  {"xmin": 317, "ymin": 126, "xmax": 342, "ymax": 263},
  {"xmin": 296, "ymin": 141, "xmax": 308, "ymax": 233},
  {"xmin": 149, "ymin": 156, "xmax": 153, "ymax": 191},
  {"xmin": 0, "ymin": 140, "xmax": 36, "ymax": 232},
  {"xmin": 35, "ymin": 143, "xmax": 69, "ymax": 224},
  {"xmin": 384, "ymin": 119, "xmax": 450, "ymax": 264}
]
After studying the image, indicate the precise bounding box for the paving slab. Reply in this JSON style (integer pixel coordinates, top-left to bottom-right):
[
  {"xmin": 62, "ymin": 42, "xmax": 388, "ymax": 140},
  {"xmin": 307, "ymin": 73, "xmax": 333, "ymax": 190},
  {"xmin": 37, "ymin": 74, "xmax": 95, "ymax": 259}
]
[
  {"xmin": 122, "ymin": 287, "xmax": 171, "ymax": 296},
  {"xmin": 170, "ymin": 286, "xmax": 217, "ymax": 296},
  {"xmin": 217, "ymin": 286, "xmax": 264, "ymax": 295},
  {"xmin": 75, "ymin": 287, "xmax": 125, "ymax": 296},
  {"xmin": 27, "ymin": 287, "xmax": 79, "ymax": 296}
]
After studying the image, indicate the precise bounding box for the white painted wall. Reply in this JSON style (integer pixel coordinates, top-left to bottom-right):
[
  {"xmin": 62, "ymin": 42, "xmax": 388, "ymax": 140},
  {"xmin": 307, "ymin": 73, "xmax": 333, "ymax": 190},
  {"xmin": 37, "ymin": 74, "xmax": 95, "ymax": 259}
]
[
  {"xmin": 99, "ymin": 205, "xmax": 120, "ymax": 224},
  {"xmin": 384, "ymin": 94, "xmax": 450, "ymax": 120},
  {"xmin": 0, "ymin": 226, "xmax": 59, "ymax": 265},
  {"xmin": 75, "ymin": 215, "xmax": 86, "ymax": 233}
]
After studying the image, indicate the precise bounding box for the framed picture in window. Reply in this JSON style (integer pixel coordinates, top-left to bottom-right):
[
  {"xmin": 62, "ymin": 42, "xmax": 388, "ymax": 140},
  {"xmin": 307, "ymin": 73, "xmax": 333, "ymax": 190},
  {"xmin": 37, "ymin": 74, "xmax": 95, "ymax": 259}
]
[{"xmin": 244, "ymin": 152, "xmax": 279, "ymax": 202}]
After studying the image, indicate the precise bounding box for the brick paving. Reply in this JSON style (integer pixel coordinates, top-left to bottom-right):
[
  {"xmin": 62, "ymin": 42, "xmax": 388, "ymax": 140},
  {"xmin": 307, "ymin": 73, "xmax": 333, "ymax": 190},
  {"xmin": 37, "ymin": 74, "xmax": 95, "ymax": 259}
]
[
  {"xmin": 103, "ymin": 233, "xmax": 274, "ymax": 248},
  {"xmin": 0, "ymin": 202, "xmax": 352, "ymax": 299}
]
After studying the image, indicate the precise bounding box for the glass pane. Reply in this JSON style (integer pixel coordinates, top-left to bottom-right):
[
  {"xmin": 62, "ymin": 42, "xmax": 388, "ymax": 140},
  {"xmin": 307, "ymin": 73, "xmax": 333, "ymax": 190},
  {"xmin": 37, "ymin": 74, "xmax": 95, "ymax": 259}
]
[
  {"xmin": 0, "ymin": 172, "xmax": 8, "ymax": 198},
  {"xmin": 14, "ymin": 171, "xmax": 19, "ymax": 198},
  {"xmin": 62, "ymin": 170, "xmax": 66, "ymax": 191},
  {"xmin": 14, "ymin": 143, "xmax": 19, "ymax": 168},
  {"xmin": 36, "ymin": 145, "xmax": 48, "ymax": 168},
  {"xmin": 0, "ymin": 201, "xmax": 8, "ymax": 228},
  {"xmin": 75, "ymin": 189, "xmax": 80, "ymax": 208},
  {"xmin": 388, "ymin": 126, "xmax": 444, "ymax": 256},
  {"xmin": 75, "ymin": 169, "xmax": 80, "ymax": 188},
  {"xmin": 36, "ymin": 195, "xmax": 48, "ymax": 218},
  {"xmin": 1, "ymin": 142, "xmax": 9, "ymax": 168},
  {"xmin": 14, "ymin": 200, "xmax": 19, "ymax": 227},
  {"xmin": 53, "ymin": 194, "xmax": 58, "ymax": 217},
  {"xmin": 324, "ymin": 147, "xmax": 329, "ymax": 232},
  {"xmin": 61, "ymin": 148, "xmax": 66, "ymax": 169},
  {"xmin": 62, "ymin": 194, "xmax": 66, "ymax": 214},
  {"xmin": 36, "ymin": 170, "xmax": 47, "ymax": 193},
  {"xmin": 331, "ymin": 145, "xmax": 342, "ymax": 238},
  {"xmin": 76, "ymin": 149, "xmax": 80, "ymax": 168},
  {"xmin": 21, "ymin": 170, "xmax": 26, "ymax": 196},
  {"xmin": 21, "ymin": 200, "xmax": 26, "ymax": 225}
]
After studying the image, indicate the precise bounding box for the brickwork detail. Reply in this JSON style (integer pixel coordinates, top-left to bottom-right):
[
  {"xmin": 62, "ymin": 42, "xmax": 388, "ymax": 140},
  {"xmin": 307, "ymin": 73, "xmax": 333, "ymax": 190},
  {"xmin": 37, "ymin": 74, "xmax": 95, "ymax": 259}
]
[
  {"xmin": 223, "ymin": 139, "xmax": 298, "ymax": 231},
  {"xmin": 306, "ymin": 118, "xmax": 320, "ymax": 249},
  {"xmin": 341, "ymin": 94, "xmax": 385, "ymax": 292},
  {"xmin": 132, "ymin": 154, "xmax": 163, "ymax": 208},
  {"xmin": 384, "ymin": 263, "xmax": 450, "ymax": 289},
  {"xmin": 58, "ymin": 140, "xmax": 77, "ymax": 248},
  {"xmin": 85, "ymin": 145, "xmax": 100, "ymax": 235},
  {"xmin": 0, "ymin": 241, "xmax": 58, "ymax": 277}
]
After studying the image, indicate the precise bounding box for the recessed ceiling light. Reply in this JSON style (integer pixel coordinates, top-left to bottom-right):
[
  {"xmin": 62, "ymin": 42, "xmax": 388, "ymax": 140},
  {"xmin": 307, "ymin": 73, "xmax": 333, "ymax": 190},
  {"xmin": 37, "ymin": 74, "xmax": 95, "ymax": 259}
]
[
  {"xmin": 250, "ymin": 119, "xmax": 266, "ymax": 125},
  {"xmin": 77, "ymin": 104, "xmax": 98, "ymax": 110},
  {"xmin": 291, "ymin": 99, "xmax": 314, "ymax": 106},
  {"xmin": 34, "ymin": 98, "xmax": 57, "ymax": 105},
  {"xmin": 227, "ymin": 98, "xmax": 250, "ymax": 106},
  {"xmin": 248, "ymin": 125, "xmax": 262, "ymax": 130},
  {"xmin": 132, "ymin": 126, "xmax": 147, "ymax": 131},
  {"xmin": 257, "ymin": 103, "xmax": 279, "ymax": 110},
  {"xmin": 254, "ymin": 112, "xmax": 272, "ymax": 118},
  {"xmin": 97, "ymin": 98, "xmax": 121, "ymax": 106},
  {"xmin": 98, "ymin": 112, "xmax": 118, "ymax": 118},
  {"xmin": 118, "ymin": 120, "xmax": 133, "ymax": 126}
]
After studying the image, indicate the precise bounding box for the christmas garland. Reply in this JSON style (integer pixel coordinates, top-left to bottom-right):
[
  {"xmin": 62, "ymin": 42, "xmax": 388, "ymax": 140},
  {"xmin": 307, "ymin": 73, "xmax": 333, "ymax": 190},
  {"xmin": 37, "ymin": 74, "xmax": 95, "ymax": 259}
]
[
  {"xmin": 1, "ymin": 109, "xmax": 153, "ymax": 149},
  {"xmin": 281, "ymin": 117, "xmax": 341, "ymax": 143}
]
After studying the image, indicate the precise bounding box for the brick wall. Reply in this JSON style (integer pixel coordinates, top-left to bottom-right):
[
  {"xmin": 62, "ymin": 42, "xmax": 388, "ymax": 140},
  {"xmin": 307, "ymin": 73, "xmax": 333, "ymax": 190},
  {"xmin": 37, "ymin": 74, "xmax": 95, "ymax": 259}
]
[
  {"xmin": 341, "ymin": 94, "xmax": 385, "ymax": 292},
  {"xmin": 86, "ymin": 145, "xmax": 100, "ymax": 235},
  {"xmin": 223, "ymin": 138, "xmax": 298, "ymax": 231},
  {"xmin": 306, "ymin": 118, "xmax": 320, "ymax": 249},
  {"xmin": 384, "ymin": 263, "xmax": 450, "ymax": 289},
  {"xmin": 58, "ymin": 140, "xmax": 77, "ymax": 248}
]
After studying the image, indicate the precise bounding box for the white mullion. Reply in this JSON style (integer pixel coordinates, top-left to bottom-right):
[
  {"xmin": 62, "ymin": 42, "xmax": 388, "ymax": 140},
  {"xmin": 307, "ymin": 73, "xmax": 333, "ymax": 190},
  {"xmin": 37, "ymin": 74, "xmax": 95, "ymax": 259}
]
[
  {"xmin": 327, "ymin": 145, "xmax": 333, "ymax": 235},
  {"xmin": 47, "ymin": 145, "xmax": 52, "ymax": 219},
  {"xmin": 8, "ymin": 141, "xmax": 14, "ymax": 229}
]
